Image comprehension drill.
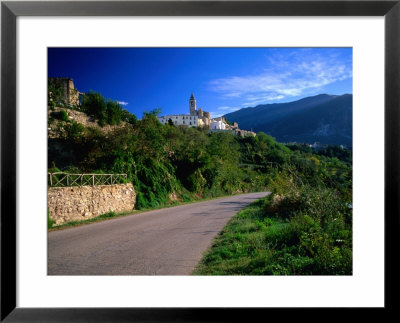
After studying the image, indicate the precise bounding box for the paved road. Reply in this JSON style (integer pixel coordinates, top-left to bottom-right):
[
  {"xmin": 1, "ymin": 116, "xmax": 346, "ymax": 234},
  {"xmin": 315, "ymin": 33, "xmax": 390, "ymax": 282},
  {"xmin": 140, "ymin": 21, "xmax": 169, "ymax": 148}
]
[{"xmin": 48, "ymin": 192, "xmax": 270, "ymax": 275}]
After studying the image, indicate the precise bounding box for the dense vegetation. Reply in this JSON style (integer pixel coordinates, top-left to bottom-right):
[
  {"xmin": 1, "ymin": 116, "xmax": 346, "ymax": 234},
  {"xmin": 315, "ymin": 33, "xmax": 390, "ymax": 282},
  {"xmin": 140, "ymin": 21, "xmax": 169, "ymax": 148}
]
[
  {"xmin": 48, "ymin": 90, "xmax": 352, "ymax": 274},
  {"xmin": 193, "ymin": 175, "xmax": 352, "ymax": 275},
  {"xmin": 192, "ymin": 138, "xmax": 352, "ymax": 275}
]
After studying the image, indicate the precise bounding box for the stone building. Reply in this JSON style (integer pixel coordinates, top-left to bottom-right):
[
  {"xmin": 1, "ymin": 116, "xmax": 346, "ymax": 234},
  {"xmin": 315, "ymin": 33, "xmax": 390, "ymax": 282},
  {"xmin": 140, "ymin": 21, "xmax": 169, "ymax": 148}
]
[
  {"xmin": 209, "ymin": 116, "xmax": 256, "ymax": 137},
  {"xmin": 49, "ymin": 77, "xmax": 81, "ymax": 106},
  {"xmin": 188, "ymin": 92, "xmax": 211, "ymax": 126},
  {"xmin": 158, "ymin": 93, "xmax": 211, "ymax": 127}
]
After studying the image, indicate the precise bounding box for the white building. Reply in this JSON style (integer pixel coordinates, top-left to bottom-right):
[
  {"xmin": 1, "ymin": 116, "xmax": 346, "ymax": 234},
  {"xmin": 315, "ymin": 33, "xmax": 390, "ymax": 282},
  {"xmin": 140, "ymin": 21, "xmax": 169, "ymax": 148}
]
[
  {"xmin": 210, "ymin": 120, "xmax": 226, "ymax": 130},
  {"xmin": 158, "ymin": 114, "xmax": 199, "ymax": 127},
  {"xmin": 157, "ymin": 93, "xmax": 210, "ymax": 127}
]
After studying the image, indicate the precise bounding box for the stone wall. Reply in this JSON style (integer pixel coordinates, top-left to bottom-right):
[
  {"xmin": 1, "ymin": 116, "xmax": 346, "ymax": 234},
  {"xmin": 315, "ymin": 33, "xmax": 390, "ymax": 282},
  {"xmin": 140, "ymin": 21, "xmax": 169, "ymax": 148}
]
[{"xmin": 48, "ymin": 183, "xmax": 136, "ymax": 225}]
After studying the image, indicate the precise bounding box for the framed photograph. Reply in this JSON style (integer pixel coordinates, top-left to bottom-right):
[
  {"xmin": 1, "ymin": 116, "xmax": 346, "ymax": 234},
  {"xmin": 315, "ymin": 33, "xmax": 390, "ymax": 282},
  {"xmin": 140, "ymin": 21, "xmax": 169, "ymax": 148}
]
[{"xmin": 1, "ymin": 0, "xmax": 399, "ymax": 321}]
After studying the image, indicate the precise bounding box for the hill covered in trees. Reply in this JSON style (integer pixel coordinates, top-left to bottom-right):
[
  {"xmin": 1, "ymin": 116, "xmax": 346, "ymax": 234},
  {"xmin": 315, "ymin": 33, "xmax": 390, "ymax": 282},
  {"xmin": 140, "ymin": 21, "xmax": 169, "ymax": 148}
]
[
  {"xmin": 48, "ymin": 87, "xmax": 352, "ymax": 274},
  {"xmin": 224, "ymin": 94, "xmax": 352, "ymax": 146},
  {"xmin": 48, "ymin": 93, "xmax": 351, "ymax": 208}
]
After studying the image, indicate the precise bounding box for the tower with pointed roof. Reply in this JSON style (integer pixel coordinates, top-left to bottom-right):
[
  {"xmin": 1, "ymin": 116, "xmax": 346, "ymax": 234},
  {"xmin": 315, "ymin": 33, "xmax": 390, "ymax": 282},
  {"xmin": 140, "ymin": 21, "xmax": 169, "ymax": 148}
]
[
  {"xmin": 158, "ymin": 93, "xmax": 211, "ymax": 127},
  {"xmin": 189, "ymin": 92, "xmax": 196, "ymax": 115}
]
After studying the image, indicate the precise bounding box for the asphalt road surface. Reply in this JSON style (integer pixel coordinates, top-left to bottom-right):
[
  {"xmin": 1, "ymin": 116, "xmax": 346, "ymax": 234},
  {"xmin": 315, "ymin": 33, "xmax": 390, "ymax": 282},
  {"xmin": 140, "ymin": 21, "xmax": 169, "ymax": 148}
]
[{"xmin": 48, "ymin": 192, "xmax": 270, "ymax": 275}]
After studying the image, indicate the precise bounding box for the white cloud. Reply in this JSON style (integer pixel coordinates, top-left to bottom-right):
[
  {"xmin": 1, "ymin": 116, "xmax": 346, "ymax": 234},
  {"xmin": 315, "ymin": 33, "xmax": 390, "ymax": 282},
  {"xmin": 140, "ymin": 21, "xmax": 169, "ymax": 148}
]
[
  {"xmin": 242, "ymin": 94, "xmax": 285, "ymax": 106},
  {"xmin": 209, "ymin": 49, "xmax": 352, "ymax": 106},
  {"xmin": 216, "ymin": 106, "xmax": 241, "ymax": 112},
  {"xmin": 209, "ymin": 111, "xmax": 223, "ymax": 118},
  {"xmin": 118, "ymin": 101, "xmax": 128, "ymax": 106},
  {"xmin": 210, "ymin": 106, "xmax": 240, "ymax": 118}
]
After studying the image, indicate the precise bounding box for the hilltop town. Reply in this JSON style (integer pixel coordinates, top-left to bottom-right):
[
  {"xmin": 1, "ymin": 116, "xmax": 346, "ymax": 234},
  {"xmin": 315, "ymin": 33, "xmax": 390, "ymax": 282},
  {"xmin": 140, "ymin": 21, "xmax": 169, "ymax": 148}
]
[
  {"xmin": 157, "ymin": 93, "xmax": 256, "ymax": 137},
  {"xmin": 49, "ymin": 78, "xmax": 255, "ymax": 137}
]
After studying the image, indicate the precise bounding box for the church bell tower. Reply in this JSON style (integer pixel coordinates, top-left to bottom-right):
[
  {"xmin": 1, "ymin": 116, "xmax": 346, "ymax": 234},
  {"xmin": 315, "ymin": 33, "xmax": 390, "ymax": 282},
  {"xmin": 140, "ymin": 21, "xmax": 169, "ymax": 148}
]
[{"xmin": 189, "ymin": 93, "xmax": 196, "ymax": 115}]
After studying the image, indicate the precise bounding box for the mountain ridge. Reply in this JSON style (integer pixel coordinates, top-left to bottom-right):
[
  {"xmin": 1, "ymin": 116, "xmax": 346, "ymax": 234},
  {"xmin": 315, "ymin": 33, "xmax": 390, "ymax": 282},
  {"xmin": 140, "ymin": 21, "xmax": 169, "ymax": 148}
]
[{"xmin": 224, "ymin": 94, "xmax": 352, "ymax": 146}]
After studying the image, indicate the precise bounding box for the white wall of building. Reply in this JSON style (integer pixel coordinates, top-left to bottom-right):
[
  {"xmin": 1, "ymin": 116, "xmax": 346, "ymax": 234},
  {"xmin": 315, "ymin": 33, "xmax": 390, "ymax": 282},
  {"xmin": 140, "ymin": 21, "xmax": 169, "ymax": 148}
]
[
  {"xmin": 210, "ymin": 120, "xmax": 226, "ymax": 130},
  {"xmin": 158, "ymin": 114, "xmax": 199, "ymax": 127}
]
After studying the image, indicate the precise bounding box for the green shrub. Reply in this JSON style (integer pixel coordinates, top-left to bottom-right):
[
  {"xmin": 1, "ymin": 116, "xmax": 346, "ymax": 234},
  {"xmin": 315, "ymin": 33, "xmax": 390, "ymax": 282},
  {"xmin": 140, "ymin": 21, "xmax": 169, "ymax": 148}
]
[
  {"xmin": 48, "ymin": 166, "xmax": 61, "ymax": 173},
  {"xmin": 181, "ymin": 193, "xmax": 192, "ymax": 202},
  {"xmin": 49, "ymin": 101, "xmax": 56, "ymax": 110},
  {"xmin": 48, "ymin": 211, "xmax": 55, "ymax": 229},
  {"xmin": 106, "ymin": 100, "xmax": 122, "ymax": 125},
  {"xmin": 81, "ymin": 91, "xmax": 107, "ymax": 126},
  {"xmin": 65, "ymin": 121, "xmax": 85, "ymax": 139},
  {"xmin": 135, "ymin": 192, "xmax": 148, "ymax": 210},
  {"xmin": 121, "ymin": 109, "xmax": 137, "ymax": 125},
  {"xmin": 50, "ymin": 110, "xmax": 69, "ymax": 122}
]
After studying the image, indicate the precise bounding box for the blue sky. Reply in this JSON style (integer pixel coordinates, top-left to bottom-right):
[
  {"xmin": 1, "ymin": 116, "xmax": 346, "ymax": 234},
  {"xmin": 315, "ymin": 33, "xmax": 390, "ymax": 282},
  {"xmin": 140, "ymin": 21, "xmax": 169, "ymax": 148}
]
[{"xmin": 48, "ymin": 48, "xmax": 352, "ymax": 118}]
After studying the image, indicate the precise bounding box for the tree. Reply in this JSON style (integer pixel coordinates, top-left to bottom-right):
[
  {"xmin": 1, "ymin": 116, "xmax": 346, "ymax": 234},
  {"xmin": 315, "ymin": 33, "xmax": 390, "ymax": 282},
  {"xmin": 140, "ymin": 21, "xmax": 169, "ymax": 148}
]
[
  {"xmin": 143, "ymin": 108, "xmax": 162, "ymax": 118},
  {"xmin": 106, "ymin": 100, "xmax": 122, "ymax": 125},
  {"xmin": 81, "ymin": 91, "xmax": 107, "ymax": 126},
  {"xmin": 121, "ymin": 109, "xmax": 137, "ymax": 125}
]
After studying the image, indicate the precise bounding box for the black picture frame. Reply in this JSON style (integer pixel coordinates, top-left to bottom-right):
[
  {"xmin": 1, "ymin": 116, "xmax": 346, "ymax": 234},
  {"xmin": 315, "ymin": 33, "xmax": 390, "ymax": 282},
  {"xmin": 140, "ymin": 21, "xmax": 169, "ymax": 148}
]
[{"xmin": 1, "ymin": 0, "xmax": 399, "ymax": 321}]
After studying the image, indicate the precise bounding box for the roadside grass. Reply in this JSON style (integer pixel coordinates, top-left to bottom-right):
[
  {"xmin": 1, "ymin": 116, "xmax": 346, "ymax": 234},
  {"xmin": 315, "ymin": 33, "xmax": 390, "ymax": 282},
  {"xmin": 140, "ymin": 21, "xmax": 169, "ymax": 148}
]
[
  {"xmin": 48, "ymin": 210, "xmax": 138, "ymax": 231},
  {"xmin": 48, "ymin": 211, "xmax": 55, "ymax": 229},
  {"xmin": 48, "ymin": 191, "xmax": 265, "ymax": 232},
  {"xmin": 192, "ymin": 186, "xmax": 352, "ymax": 275}
]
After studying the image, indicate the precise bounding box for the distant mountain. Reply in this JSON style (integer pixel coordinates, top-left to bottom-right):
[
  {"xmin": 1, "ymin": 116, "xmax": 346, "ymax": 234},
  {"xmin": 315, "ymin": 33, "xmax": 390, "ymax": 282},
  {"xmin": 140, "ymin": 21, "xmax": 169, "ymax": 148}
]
[{"xmin": 224, "ymin": 94, "xmax": 352, "ymax": 146}]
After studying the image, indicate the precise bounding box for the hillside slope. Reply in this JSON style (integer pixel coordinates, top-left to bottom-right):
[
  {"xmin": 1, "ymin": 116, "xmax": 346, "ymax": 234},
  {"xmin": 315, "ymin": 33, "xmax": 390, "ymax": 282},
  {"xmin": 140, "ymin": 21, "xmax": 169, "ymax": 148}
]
[{"xmin": 224, "ymin": 94, "xmax": 352, "ymax": 146}]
